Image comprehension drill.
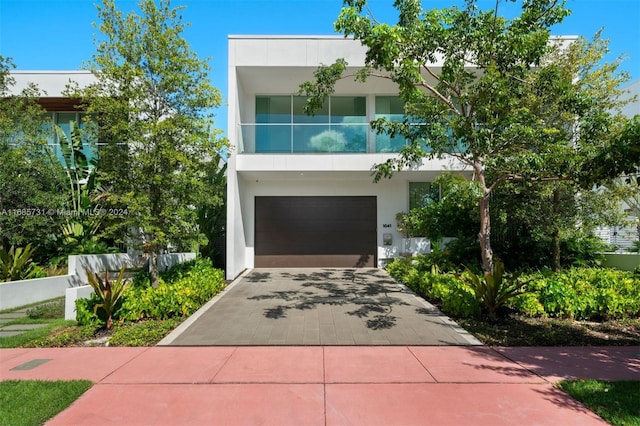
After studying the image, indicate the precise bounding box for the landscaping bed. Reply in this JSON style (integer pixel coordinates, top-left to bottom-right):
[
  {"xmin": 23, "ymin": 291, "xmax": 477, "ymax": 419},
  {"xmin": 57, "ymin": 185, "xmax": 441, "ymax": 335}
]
[
  {"xmin": 386, "ymin": 256, "xmax": 640, "ymax": 346},
  {"xmin": 0, "ymin": 258, "xmax": 226, "ymax": 348}
]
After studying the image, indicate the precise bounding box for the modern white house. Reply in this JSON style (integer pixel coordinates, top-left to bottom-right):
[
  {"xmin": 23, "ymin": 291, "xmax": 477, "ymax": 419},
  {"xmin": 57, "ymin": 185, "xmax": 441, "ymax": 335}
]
[{"xmin": 225, "ymin": 36, "xmax": 470, "ymax": 279}]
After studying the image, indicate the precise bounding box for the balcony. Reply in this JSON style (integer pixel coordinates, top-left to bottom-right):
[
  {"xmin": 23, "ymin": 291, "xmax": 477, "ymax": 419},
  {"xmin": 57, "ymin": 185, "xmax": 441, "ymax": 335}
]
[{"xmin": 238, "ymin": 123, "xmax": 408, "ymax": 154}]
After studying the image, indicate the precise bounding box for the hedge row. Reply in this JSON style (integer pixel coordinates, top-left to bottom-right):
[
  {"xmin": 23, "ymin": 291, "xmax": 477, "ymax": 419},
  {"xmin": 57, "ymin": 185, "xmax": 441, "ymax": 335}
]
[{"xmin": 386, "ymin": 257, "xmax": 640, "ymax": 320}]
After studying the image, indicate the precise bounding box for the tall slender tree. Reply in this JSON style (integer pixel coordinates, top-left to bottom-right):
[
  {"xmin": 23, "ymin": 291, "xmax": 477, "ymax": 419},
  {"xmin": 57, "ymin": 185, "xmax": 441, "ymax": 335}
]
[{"xmin": 71, "ymin": 0, "xmax": 228, "ymax": 287}]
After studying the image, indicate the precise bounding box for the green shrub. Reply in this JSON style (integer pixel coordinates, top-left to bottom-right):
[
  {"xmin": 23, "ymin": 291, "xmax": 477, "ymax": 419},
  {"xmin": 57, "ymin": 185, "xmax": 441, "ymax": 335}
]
[
  {"xmin": 388, "ymin": 257, "xmax": 639, "ymax": 321},
  {"xmin": 508, "ymin": 277, "xmax": 547, "ymax": 317},
  {"xmin": 29, "ymin": 264, "xmax": 48, "ymax": 279},
  {"xmin": 109, "ymin": 318, "xmax": 181, "ymax": 346},
  {"xmin": 458, "ymin": 260, "xmax": 531, "ymax": 321},
  {"xmin": 75, "ymin": 295, "xmax": 104, "ymax": 327},
  {"xmin": 76, "ymin": 258, "xmax": 226, "ymax": 325},
  {"xmin": 429, "ymin": 272, "xmax": 480, "ymax": 318},
  {"xmin": 560, "ymin": 235, "xmax": 610, "ymax": 268},
  {"xmin": 387, "ymin": 258, "xmax": 480, "ymax": 318},
  {"xmin": 119, "ymin": 259, "xmax": 225, "ymax": 320},
  {"xmin": 85, "ymin": 265, "xmax": 131, "ymax": 329},
  {"xmin": 520, "ymin": 268, "xmax": 640, "ymax": 320},
  {"xmin": 386, "ymin": 257, "xmax": 418, "ymax": 285},
  {"xmin": 0, "ymin": 244, "xmax": 41, "ymax": 281}
]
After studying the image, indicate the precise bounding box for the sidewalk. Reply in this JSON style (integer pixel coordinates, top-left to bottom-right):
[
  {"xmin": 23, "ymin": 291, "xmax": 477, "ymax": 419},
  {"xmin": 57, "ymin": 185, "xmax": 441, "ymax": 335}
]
[{"xmin": 1, "ymin": 345, "xmax": 638, "ymax": 425}]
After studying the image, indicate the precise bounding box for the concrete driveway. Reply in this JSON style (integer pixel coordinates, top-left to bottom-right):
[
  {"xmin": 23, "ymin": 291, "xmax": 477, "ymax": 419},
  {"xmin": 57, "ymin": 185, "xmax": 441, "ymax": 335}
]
[{"xmin": 161, "ymin": 268, "xmax": 481, "ymax": 346}]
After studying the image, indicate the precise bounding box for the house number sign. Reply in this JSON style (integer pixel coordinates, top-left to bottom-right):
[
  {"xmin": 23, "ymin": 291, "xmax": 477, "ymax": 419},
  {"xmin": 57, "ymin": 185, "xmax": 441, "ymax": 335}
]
[{"xmin": 382, "ymin": 224, "xmax": 392, "ymax": 228}]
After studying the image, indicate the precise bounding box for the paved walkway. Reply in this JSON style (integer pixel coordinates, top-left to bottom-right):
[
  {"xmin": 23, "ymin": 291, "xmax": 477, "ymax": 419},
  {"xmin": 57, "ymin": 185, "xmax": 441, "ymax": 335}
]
[
  {"xmin": 1, "ymin": 345, "xmax": 638, "ymax": 425},
  {"xmin": 162, "ymin": 268, "xmax": 480, "ymax": 346},
  {"xmin": 0, "ymin": 309, "xmax": 51, "ymax": 338}
]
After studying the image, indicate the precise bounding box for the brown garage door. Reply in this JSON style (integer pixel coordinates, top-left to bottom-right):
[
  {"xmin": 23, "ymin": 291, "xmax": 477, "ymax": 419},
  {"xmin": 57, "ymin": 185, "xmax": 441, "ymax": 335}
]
[{"xmin": 255, "ymin": 196, "xmax": 377, "ymax": 267}]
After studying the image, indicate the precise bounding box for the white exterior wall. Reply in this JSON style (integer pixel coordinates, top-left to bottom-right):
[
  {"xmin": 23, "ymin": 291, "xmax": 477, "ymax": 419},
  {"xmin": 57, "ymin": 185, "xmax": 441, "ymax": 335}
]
[
  {"xmin": 9, "ymin": 71, "xmax": 96, "ymax": 96},
  {"xmin": 621, "ymin": 80, "xmax": 640, "ymax": 118},
  {"xmin": 226, "ymin": 36, "xmax": 469, "ymax": 279}
]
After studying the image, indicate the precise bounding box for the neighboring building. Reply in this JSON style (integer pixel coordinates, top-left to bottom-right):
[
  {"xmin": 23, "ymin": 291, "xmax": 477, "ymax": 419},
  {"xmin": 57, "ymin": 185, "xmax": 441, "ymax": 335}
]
[
  {"xmin": 225, "ymin": 36, "xmax": 470, "ymax": 279},
  {"xmin": 595, "ymin": 79, "xmax": 640, "ymax": 252},
  {"xmin": 9, "ymin": 70, "xmax": 98, "ymax": 162}
]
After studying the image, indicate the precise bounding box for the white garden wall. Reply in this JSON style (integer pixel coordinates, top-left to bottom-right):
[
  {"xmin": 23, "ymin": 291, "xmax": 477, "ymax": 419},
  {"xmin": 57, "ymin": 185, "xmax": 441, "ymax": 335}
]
[
  {"xmin": 0, "ymin": 253, "xmax": 196, "ymax": 313},
  {"xmin": 0, "ymin": 275, "xmax": 71, "ymax": 311}
]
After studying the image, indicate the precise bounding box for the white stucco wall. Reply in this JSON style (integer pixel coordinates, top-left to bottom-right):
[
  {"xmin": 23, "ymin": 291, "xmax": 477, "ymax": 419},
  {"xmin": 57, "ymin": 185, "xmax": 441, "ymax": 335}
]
[
  {"xmin": 0, "ymin": 275, "xmax": 72, "ymax": 311},
  {"xmin": 9, "ymin": 71, "xmax": 96, "ymax": 96},
  {"xmin": 621, "ymin": 80, "xmax": 640, "ymax": 118}
]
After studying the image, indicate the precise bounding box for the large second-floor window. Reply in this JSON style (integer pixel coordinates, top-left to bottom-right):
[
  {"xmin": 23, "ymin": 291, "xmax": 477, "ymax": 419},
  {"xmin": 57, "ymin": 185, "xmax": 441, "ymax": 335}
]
[
  {"xmin": 375, "ymin": 96, "xmax": 408, "ymax": 153},
  {"xmin": 254, "ymin": 95, "xmax": 366, "ymax": 153}
]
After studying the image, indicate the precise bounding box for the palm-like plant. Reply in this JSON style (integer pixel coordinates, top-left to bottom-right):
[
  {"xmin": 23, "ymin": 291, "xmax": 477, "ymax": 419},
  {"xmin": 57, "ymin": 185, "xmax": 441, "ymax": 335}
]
[
  {"xmin": 0, "ymin": 244, "xmax": 38, "ymax": 281},
  {"xmin": 459, "ymin": 260, "xmax": 531, "ymax": 321},
  {"xmin": 55, "ymin": 121, "xmax": 97, "ymax": 213},
  {"xmin": 85, "ymin": 265, "xmax": 131, "ymax": 329}
]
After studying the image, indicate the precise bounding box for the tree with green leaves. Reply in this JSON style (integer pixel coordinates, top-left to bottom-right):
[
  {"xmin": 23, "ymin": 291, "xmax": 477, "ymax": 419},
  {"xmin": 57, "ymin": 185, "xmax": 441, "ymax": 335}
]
[
  {"xmin": 492, "ymin": 179, "xmax": 624, "ymax": 270},
  {"xmin": 197, "ymin": 150, "xmax": 227, "ymax": 268},
  {"xmin": 0, "ymin": 56, "xmax": 48, "ymax": 145},
  {"xmin": 71, "ymin": 0, "xmax": 227, "ymax": 287},
  {"xmin": 300, "ymin": 0, "xmax": 634, "ymax": 275},
  {"xmin": 0, "ymin": 57, "xmax": 69, "ymax": 264}
]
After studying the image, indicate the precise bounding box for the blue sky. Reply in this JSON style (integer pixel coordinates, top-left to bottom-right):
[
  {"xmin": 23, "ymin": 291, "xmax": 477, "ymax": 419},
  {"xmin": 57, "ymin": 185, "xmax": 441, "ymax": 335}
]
[{"xmin": 1, "ymin": 0, "xmax": 639, "ymax": 133}]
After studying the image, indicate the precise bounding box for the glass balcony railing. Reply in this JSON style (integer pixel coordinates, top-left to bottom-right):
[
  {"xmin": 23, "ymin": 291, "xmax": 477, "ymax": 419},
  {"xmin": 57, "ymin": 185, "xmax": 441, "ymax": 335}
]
[
  {"xmin": 238, "ymin": 123, "xmax": 415, "ymax": 154},
  {"xmin": 239, "ymin": 123, "xmax": 368, "ymax": 154}
]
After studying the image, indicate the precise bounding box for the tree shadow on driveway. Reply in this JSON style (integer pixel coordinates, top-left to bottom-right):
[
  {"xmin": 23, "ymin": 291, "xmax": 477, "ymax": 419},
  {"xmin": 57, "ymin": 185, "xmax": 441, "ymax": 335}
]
[{"xmin": 247, "ymin": 269, "xmax": 410, "ymax": 330}]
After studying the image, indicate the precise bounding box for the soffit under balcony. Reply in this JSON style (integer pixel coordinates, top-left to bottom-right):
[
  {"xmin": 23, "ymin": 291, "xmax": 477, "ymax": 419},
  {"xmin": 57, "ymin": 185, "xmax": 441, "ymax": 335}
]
[
  {"xmin": 237, "ymin": 169, "xmax": 470, "ymax": 183},
  {"xmin": 234, "ymin": 153, "xmax": 469, "ymax": 180}
]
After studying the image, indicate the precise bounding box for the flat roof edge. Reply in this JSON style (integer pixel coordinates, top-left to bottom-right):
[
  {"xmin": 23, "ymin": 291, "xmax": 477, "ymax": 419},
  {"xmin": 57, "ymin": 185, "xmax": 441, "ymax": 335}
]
[
  {"xmin": 10, "ymin": 70, "xmax": 92, "ymax": 74},
  {"xmin": 228, "ymin": 34, "xmax": 353, "ymax": 40},
  {"xmin": 228, "ymin": 34, "xmax": 576, "ymax": 40}
]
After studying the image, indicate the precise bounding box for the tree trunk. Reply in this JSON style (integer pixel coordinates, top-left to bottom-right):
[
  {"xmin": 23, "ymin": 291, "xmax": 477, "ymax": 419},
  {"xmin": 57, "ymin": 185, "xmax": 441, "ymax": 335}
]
[
  {"xmin": 478, "ymin": 192, "xmax": 494, "ymax": 274},
  {"xmin": 551, "ymin": 188, "xmax": 561, "ymax": 271},
  {"xmin": 551, "ymin": 229, "xmax": 561, "ymax": 271},
  {"xmin": 475, "ymin": 163, "xmax": 494, "ymax": 274},
  {"xmin": 150, "ymin": 249, "xmax": 160, "ymax": 288}
]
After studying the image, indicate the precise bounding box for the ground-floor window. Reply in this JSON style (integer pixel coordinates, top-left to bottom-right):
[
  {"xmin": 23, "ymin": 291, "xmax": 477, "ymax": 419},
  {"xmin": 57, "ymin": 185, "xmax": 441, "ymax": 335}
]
[{"xmin": 409, "ymin": 182, "xmax": 439, "ymax": 209}]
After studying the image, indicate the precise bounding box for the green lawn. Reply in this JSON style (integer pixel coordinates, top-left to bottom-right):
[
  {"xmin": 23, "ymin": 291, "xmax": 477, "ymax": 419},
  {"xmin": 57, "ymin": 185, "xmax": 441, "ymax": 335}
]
[
  {"xmin": 0, "ymin": 380, "xmax": 93, "ymax": 426},
  {"xmin": 558, "ymin": 380, "xmax": 640, "ymax": 426},
  {"xmin": 0, "ymin": 320, "xmax": 81, "ymax": 348}
]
